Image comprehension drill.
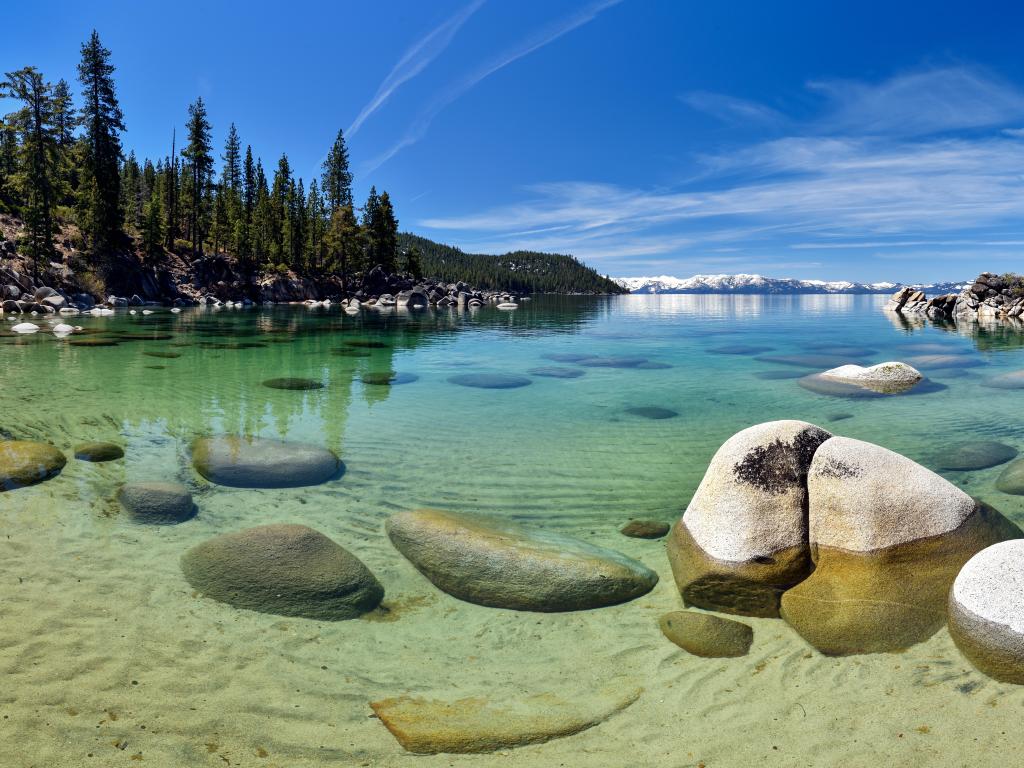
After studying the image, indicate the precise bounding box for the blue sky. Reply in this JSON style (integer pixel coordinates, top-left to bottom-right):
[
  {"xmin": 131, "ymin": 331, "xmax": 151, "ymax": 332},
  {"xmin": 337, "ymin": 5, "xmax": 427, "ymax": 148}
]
[{"xmin": 5, "ymin": 0, "xmax": 1024, "ymax": 281}]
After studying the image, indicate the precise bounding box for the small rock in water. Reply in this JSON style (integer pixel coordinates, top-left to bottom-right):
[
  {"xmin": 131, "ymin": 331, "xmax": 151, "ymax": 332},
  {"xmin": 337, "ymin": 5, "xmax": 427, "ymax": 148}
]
[
  {"xmin": 934, "ymin": 441, "xmax": 1018, "ymax": 472},
  {"xmin": 949, "ymin": 540, "xmax": 1024, "ymax": 684},
  {"xmin": 818, "ymin": 362, "xmax": 922, "ymax": 394},
  {"xmin": 117, "ymin": 481, "xmax": 195, "ymax": 524},
  {"xmin": 74, "ymin": 441, "xmax": 124, "ymax": 462},
  {"xmin": 577, "ymin": 356, "xmax": 649, "ymax": 368},
  {"xmin": 191, "ymin": 435, "xmax": 342, "ymax": 488},
  {"xmin": 0, "ymin": 441, "xmax": 66, "ymax": 491},
  {"xmin": 542, "ymin": 353, "xmax": 592, "ymax": 363},
  {"xmin": 527, "ymin": 366, "xmax": 586, "ymax": 379},
  {"xmin": 448, "ymin": 373, "xmax": 532, "ymax": 389},
  {"xmin": 625, "ymin": 406, "xmax": 678, "ymax": 420},
  {"xmin": 995, "ymin": 457, "xmax": 1024, "ymax": 495},
  {"xmin": 181, "ymin": 524, "xmax": 383, "ymax": 620},
  {"xmin": 11, "ymin": 322, "xmax": 39, "ymax": 334},
  {"xmin": 982, "ymin": 370, "xmax": 1024, "ymax": 390},
  {"xmin": 659, "ymin": 610, "xmax": 754, "ymax": 657},
  {"xmin": 262, "ymin": 377, "xmax": 325, "ymax": 391},
  {"xmin": 826, "ymin": 413, "xmax": 854, "ymax": 422},
  {"xmin": 620, "ymin": 520, "xmax": 670, "ymax": 539},
  {"xmin": 386, "ymin": 509, "xmax": 658, "ymax": 611},
  {"xmin": 370, "ymin": 687, "xmax": 641, "ymax": 754},
  {"xmin": 361, "ymin": 372, "xmax": 419, "ymax": 386}
]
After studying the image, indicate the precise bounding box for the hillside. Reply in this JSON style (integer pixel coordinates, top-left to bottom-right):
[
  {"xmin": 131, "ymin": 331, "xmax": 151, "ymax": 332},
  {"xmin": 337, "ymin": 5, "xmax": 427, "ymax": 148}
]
[
  {"xmin": 399, "ymin": 233, "xmax": 626, "ymax": 295},
  {"xmin": 615, "ymin": 274, "xmax": 967, "ymax": 295}
]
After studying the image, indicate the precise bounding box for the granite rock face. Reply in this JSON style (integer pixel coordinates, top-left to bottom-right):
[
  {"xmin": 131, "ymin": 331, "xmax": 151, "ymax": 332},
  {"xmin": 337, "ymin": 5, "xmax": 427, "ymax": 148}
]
[{"xmin": 666, "ymin": 420, "xmax": 831, "ymax": 617}]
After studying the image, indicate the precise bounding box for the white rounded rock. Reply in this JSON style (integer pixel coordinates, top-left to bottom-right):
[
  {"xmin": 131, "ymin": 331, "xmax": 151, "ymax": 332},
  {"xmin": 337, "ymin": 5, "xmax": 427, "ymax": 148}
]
[
  {"xmin": 950, "ymin": 540, "xmax": 1024, "ymax": 683},
  {"xmin": 819, "ymin": 361, "xmax": 922, "ymax": 393},
  {"xmin": 12, "ymin": 322, "xmax": 39, "ymax": 333}
]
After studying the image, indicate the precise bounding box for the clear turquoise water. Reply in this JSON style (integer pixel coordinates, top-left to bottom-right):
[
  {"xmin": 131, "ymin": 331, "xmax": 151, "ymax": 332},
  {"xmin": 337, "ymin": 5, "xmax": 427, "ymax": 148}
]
[{"xmin": 4, "ymin": 294, "xmax": 1024, "ymax": 766}]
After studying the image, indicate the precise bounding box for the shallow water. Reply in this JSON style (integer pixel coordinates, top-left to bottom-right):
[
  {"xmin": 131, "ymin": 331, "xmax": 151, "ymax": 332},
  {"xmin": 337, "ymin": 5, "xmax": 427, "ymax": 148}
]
[{"xmin": 4, "ymin": 294, "xmax": 1024, "ymax": 766}]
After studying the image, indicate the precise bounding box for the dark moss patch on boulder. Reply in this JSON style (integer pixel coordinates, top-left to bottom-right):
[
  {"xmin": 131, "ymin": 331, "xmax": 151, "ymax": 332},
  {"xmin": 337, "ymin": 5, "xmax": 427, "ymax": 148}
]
[
  {"xmin": 73, "ymin": 441, "xmax": 124, "ymax": 462},
  {"xmin": 181, "ymin": 524, "xmax": 383, "ymax": 620},
  {"xmin": 0, "ymin": 441, "xmax": 66, "ymax": 491}
]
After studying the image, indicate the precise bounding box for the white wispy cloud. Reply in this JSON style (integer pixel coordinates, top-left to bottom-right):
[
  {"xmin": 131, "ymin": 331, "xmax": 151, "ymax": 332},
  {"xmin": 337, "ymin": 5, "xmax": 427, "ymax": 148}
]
[
  {"xmin": 419, "ymin": 65, "xmax": 1024, "ymax": 275},
  {"xmin": 680, "ymin": 91, "xmax": 787, "ymax": 126},
  {"xmin": 363, "ymin": 0, "xmax": 623, "ymax": 174},
  {"xmin": 347, "ymin": 0, "xmax": 485, "ymax": 139}
]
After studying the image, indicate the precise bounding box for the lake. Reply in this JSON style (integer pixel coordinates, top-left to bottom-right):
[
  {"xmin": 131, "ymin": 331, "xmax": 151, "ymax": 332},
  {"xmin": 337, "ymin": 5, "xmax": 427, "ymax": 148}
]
[{"xmin": 3, "ymin": 293, "xmax": 1024, "ymax": 766}]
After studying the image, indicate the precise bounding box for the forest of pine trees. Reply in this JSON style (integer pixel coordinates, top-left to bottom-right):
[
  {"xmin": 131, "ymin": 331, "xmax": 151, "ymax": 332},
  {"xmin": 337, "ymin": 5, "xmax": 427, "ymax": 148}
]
[
  {"xmin": 1, "ymin": 30, "xmax": 622, "ymax": 295},
  {"xmin": 0, "ymin": 30, "xmax": 400, "ymax": 285}
]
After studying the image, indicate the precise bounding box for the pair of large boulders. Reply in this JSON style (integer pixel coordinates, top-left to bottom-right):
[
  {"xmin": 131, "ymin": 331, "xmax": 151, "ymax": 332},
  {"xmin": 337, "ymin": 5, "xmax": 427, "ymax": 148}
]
[{"xmin": 667, "ymin": 420, "xmax": 1020, "ymax": 656}]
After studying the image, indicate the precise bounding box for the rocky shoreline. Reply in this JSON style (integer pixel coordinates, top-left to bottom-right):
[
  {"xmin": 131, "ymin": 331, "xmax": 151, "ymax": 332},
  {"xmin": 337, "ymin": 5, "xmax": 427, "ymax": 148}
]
[
  {"xmin": 886, "ymin": 270, "xmax": 1024, "ymax": 321},
  {"xmin": 0, "ymin": 256, "xmax": 522, "ymax": 315}
]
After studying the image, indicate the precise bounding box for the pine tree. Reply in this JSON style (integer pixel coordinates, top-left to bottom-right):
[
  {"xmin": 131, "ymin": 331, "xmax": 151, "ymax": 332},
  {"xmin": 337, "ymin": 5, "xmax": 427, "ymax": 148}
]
[
  {"xmin": 288, "ymin": 177, "xmax": 306, "ymax": 271},
  {"xmin": 361, "ymin": 186, "xmax": 397, "ymax": 273},
  {"xmin": 305, "ymin": 178, "xmax": 326, "ymax": 273},
  {"xmin": 163, "ymin": 129, "xmax": 179, "ymax": 249},
  {"xmin": 321, "ymin": 128, "xmax": 353, "ymax": 211},
  {"xmin": 76, "ymin": 30, "xmax": 124, "ymax": 255},
  {"xmin": 221, "ymin": 123, "xmax": 242, "ymax": 191},
  {"xmin": 324, "ymin": 204, "xmax": 362, "ymax": 286},
  {"xmin": 141, "ymin": 195, "xmax": 163, "ymax": 262},
  {"xmin": 402, "ymin": 244, "xmax": 423, "ymax": 279},
  {"xmin": 120, "ymin": 149, "xmax": 142, "ymax": 231},
  {"xmin": 0, "ymin": 119, "xmax": 18, "ymax": 212},
  {"xmin": 50, "ymin": 78, "xmax": 77, "ymax": 207},
  {"xmin": 181, "ymin": 97, "xmax": 213, "ymax": 258},
  {"xmin": 269, "ymin": 154, "xmax": 291, "ymax": 265},
  {"xmin": 2, "ymin": 67, "xmax": 59, "ymax": 278}
]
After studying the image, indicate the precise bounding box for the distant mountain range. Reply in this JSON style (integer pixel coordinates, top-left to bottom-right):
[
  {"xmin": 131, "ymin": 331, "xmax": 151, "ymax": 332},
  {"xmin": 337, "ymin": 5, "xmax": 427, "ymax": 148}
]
[{"xmin": 613, "ymin": 274, "xmax": 967, "ymax": 295}]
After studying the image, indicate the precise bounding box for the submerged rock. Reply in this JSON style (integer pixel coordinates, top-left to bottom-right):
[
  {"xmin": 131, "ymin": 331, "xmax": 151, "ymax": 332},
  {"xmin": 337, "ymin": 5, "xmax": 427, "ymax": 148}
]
[
  {"xmin": 448, "ymin": 373, "xmax": 532, "ymax": 389},
  {"xmin": 0, "ymin": 441, "xmax": 66, "ymax": 491},
  {"xmin": 818, "ymin": 362, "xmax": 922, "ymax": 394},
  {"xmin": 117, "ymin": 481, "xmax": 195, "ymax": 524},
  {"xmin": 361, "ymin": 372, "xmax": 419, "ymax": 386},
  {"xmin": 666, "ymin": 420, "xmax": 831, "ymax": 617},
  {"xmin": 619, "ymin": 520, "xmax": 670, "ymax": 539},
  {"xmin": 370, "ymin": 687, "xmax": 640, "ymax": 754},
  {"xmin": 659, "ymin": 610, "xmax": 753, "ymax": 657},
  {"xmin": 386, "ymin": 509, "xmax": 658, "ymax": 611},
  {"xmin": 191, "ymin": 436, "xmax": 342, "ymax": 488},
  {"xmin": 181, "ymin": 524, "xmax": 383, "ymax": 620},
  {"xmin": 995, "ymin": 458, "xmax": 1024, "ymax": 495},
  {"xmin": 780, "ymin": 436, "xmax": 1019, "ymax": 655},
  {"xmin": 74, "ymin": 441, "xmax": 124, "ymax": 462},
  {"xmin": 949, "ymin": 540, "xmax": 1024, "ymax": 684},
  {"xmin": 262, "ymin": 377, "xmax": 325, "ymax": 390},
  {"xmin": 981, "ymin": 370, "xmax": 1024, "ymax": 389},
  {"xmin": 577, "ymin": 356, "xmax": 649, "ymax": 368},
  {"xmin": 527, "ymin": 366, "xmax": 586, "ymax": 379},
  {"xmin": 934, "ymin": 441, "xmax": 1018, "ymax": 472},
  {"xmin": 624, "ymin": 406, "xmax": 678, "ymax": 420}
]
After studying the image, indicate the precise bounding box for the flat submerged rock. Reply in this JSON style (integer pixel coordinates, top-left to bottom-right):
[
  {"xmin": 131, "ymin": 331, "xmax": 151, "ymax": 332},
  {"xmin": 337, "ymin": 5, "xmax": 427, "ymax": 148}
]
[
  {"xmin": 448, "ymin": 373, "xmax": 532, "ymax": 389},
  {"xmin": 74, "ymin": 441, "xmax": 124, "ymax": 462},
  {"xmin": 370, "ymin": 687, "xmax": 640, "ymax": 754},
  {"xmin": 386, "ymin": 509, "xmax": 658, "ymax": 611},
  {"xmin": 659, "ymin": 611, "xmax": 753, "ymax": 657},
  {"xmin": 191, "ymin": 436, "xmax": 342, "ymax": 488}
]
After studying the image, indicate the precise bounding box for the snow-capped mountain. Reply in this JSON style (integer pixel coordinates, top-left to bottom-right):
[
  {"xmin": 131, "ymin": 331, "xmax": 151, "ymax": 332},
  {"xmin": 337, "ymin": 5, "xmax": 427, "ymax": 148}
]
[{"xmin": 613, "ymin": 274, "xmax": 965, "ymax": 295}]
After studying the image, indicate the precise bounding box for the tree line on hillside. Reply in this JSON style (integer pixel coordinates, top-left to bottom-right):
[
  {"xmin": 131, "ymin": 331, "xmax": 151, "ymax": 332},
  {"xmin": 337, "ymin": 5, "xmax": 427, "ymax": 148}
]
[
  {"xmin": 397, "ymin": 233, "xmax": 625, "ymax": 294},
  {"xmin": 0, "ymin": 31, "xmax": 415, "ymax": 286}
]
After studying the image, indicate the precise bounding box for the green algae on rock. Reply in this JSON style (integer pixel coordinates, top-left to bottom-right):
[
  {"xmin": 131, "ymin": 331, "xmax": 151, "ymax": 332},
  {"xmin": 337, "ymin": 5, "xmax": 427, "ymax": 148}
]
[
  {"xmin": 181, "ymin": 524, "xmax": 383, "ymax": 620},
  {"xmin": 0, "ymin": 441, "xmax": 67, "ymax": 491},
  {"xmin": 386, "ymin": 509, "xmax": 657, "ymax": 611},
  {"xmin": 370, "ymin": 687, "xmax": 641, "ymax": 754},
  {"xmin": 659, "ymin": 610, "xmax": 753, "ymax": 657}
]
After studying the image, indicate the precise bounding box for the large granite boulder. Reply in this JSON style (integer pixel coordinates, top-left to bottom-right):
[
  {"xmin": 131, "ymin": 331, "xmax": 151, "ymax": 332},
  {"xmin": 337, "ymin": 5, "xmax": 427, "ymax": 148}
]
[
  {"xmin": 819, "ymin": 362, "xmax": 922, "ymax": 394},
  {"xmin": 780, "ymin": 436, "xmax": 1020, "ymax": 655},
  {"xmin": 370, "ymin": 687, "xmax": 640, "ymax": 754},
  {"xmin": 949, "ymin": 540, "xmax": 1024, "ymax": 684},
  {"xmin": 181, "ymin": 524, "xmax": 383, "ymax": 620},
  {"xmin": 191, "ymin": 436, "xmax": 342, "ymax": 488},
  {"xmin": 659, "ymin": 611, "xmax": 754, "ymax": 657},
  {"xmin": 0, "ymin": 441, "xmax": 66, "ymax": 491},
  {"xmin": 386, "ymin": 509, "xmax": 658, "ymax": 611},
  {"xmin": 666, "ymin": 420, "xmax": 831, "ymax": 617}
]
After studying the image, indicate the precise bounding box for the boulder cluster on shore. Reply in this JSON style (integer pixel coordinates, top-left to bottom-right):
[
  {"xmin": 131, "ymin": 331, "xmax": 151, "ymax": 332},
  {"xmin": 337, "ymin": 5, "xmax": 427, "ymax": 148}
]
[
  {"xmin": 887, "ymin": 270, "xmax": 1024, "ymax": 321},
  {"xmin": 5, "ymin": 417, "xmax": 1024, "ymax": 753}
]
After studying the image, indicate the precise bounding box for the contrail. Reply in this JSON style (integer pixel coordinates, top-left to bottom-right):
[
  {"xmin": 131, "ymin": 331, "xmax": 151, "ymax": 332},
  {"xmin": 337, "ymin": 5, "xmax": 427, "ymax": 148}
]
[
  {"xmin": 348, "ymin": 0, "xmax": 485, "ymax": 138},
  {"xmin": 363, "ymin": 0, "xmax": 624, "ymax": 174}
]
